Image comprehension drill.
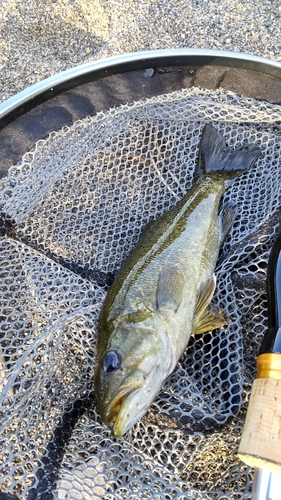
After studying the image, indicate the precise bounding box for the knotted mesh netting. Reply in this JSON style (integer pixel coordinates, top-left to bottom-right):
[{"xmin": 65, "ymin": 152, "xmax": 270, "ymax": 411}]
[{"xmin": 0, "ymin": 87, "xmax": 280, "ymax": 499}]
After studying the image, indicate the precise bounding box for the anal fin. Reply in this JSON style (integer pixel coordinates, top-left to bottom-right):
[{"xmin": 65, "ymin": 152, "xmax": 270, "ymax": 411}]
[
  {"xmin": 220, "ymin": 201, "xmax": 236, "ymax": 243},
  {"xmin": 193, "ymin": 274, "xmax": 227, "ymax": 334}
]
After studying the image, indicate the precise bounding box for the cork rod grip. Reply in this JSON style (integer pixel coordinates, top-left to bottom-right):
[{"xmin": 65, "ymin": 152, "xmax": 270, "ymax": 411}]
[{"xmin": 238, "ymin": 355, "xmax": 281, "ymax": 473}]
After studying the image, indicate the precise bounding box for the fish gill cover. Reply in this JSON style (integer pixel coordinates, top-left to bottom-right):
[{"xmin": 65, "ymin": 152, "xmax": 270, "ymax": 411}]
[{"xmin": 0, "ymin": 87, "xmax": 280, "ymax": 499}]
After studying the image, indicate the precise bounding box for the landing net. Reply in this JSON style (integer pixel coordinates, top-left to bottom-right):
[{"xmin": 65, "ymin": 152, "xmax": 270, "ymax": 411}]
[{"xmin": 0, "ymin": 87, "xmax": 280, "ymax": 499}]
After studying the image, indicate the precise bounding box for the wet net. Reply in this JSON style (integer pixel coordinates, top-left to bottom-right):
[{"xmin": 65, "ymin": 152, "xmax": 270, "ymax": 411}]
[{"xmin": 0, "ymin": 87, "xmax": 281, "ymax": 499}]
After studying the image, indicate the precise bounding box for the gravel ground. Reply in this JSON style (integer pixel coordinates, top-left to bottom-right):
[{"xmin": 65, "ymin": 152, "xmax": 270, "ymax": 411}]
[{"xmin": 0, "ymin": 0, "xmax": 280, "ymax": 104}]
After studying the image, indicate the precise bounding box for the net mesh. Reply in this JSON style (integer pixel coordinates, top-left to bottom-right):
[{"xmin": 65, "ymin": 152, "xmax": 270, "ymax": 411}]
[{"xmin": 0, "ymin": 87, "xmax": 281, "ymax": 499}]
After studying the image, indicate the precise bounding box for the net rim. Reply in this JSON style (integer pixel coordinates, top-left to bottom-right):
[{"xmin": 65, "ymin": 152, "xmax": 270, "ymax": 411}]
[{"xmin": 0, "ymin": 49, "xmax": 281, "ymax": 130}]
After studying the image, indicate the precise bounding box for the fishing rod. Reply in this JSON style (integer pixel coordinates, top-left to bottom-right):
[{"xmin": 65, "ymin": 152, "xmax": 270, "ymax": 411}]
[{"xmin": 239, "ymin": 220, "xmax": 281, "ymax": 500}]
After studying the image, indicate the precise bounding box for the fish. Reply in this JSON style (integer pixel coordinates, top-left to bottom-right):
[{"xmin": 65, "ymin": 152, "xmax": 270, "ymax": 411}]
[{"xmin": 94, "ymin": 123, "xmax": 261, "ymax": 437}]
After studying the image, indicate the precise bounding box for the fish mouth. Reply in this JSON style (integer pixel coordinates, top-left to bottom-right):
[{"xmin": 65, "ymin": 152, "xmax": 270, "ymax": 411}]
[
  {"xmin": 112, "ymin": 392, "xmax": 147, "ymax": 438},
  {"xmin": 105, "ymin": 372, "xmax": 144, "ymax": 430}
]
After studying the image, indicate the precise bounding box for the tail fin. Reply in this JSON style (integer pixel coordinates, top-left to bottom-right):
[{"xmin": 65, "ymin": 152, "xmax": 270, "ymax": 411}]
[{"xmin": 195, "ymin": 124, "xmax": 261, "ymax": 181}]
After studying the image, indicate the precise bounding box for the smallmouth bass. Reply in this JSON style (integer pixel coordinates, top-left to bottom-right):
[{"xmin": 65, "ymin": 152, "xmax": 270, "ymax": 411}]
[{"xmin": 95, "ymin": 124, "xmax": 261, "ymax": 437}]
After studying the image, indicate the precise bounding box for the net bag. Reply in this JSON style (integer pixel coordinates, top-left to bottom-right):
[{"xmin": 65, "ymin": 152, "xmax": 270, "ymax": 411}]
[{"xmin": 0, "ymin": 87, "xmax": 281, "ymax": 499}]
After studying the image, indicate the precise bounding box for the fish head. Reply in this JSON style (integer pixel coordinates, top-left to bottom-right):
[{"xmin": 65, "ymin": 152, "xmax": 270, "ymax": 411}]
[{"xmin": 95, "ymin": 314, "xmax": 172, "ymax": 437}]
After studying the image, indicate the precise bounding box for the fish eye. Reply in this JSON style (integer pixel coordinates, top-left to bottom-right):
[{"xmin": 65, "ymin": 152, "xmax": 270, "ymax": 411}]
[{"xmin": 102, "ymin": 351, "xmax": 122, "ymax": 373}]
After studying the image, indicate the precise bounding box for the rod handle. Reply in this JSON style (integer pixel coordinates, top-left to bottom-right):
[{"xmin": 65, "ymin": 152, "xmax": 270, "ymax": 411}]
[{"xmin": 238, "ymin": 376, "xmax": 281, "ymax": 474}]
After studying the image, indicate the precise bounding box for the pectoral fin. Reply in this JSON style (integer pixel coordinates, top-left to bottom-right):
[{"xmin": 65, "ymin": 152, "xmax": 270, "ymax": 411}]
[
  {"xmin": 157, "ymin": 264, "xmax": 185, "ymax": 312},
  {"xmin": 193, "ymin": 274, "xmax": 227, "ymax": 334}
]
